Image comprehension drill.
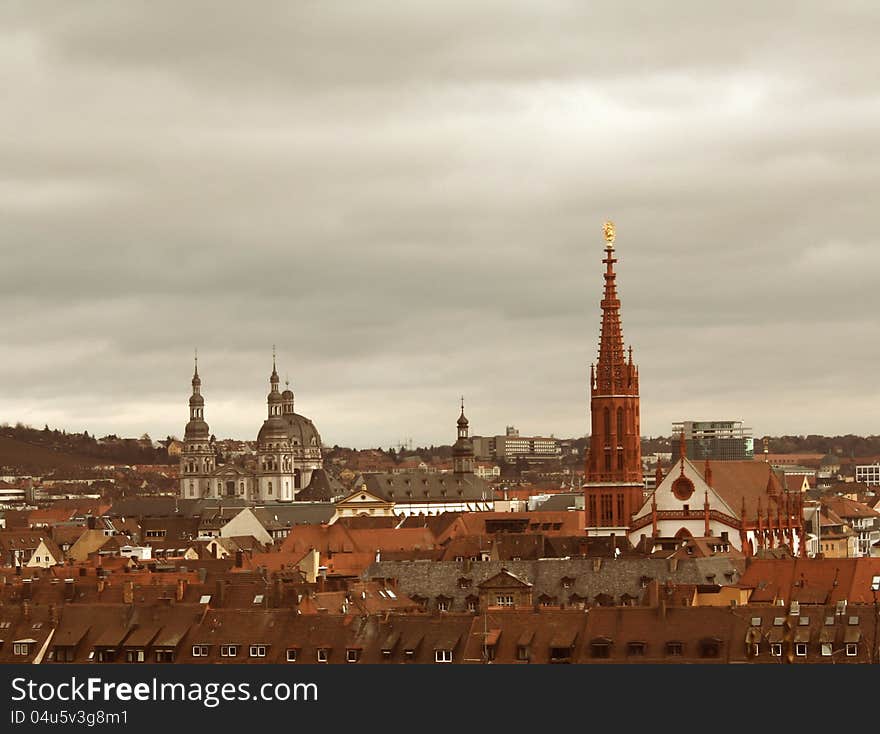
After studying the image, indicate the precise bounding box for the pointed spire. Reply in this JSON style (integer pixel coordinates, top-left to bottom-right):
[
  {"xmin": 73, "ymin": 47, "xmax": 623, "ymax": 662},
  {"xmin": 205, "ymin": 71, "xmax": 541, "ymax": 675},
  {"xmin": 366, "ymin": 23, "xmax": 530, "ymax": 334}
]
[
  {"xmin": 766, "ymin": 469, "xmax": 777, "ymax": 496},
  {"xmin": 651, "ymin": 491, "xmax": 658, "ymax": 536},
  {"xmin": 679, "ymin": 432, "xmax": 687, "ymax": 477},
  {"xmin": 457, "ymin": 396, "xmax": 469, "ymax": 428},
  {"xmin": 269, "ymin": 345, "xmax": 280, "ymax": 391},
  {"xmin": 594, "ymin": 221, "xmax": 627, "ymax": 393},
  {"xmin": 704, "ymin": 490, "xmax": 711, "ymax": 536},
  {"xmin": 191, "ymin": 349, "xmax": 201, "ymax": 394}
]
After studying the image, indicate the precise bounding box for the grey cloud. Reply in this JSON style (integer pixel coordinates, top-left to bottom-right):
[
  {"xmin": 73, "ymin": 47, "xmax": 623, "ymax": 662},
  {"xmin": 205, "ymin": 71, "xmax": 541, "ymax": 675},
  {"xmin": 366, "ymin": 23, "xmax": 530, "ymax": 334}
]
[{"xmin": 1, "ymin": 3, "xmax": 878, "ymax": 446}]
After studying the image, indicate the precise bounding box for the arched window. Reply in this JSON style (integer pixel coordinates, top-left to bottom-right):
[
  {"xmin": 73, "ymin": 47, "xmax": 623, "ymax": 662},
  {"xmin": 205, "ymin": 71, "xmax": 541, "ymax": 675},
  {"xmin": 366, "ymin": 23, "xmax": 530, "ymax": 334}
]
[
  {"xmin": 268, "ymin": 481, "xmax": 273, "ymax": 495},
  {"xmin": 603, "ymin": 407, "xmax": 611, "ymax": 439},
  {"xmin": 617, "ymin": 407, "xmax": 624, "ymax": 438}
]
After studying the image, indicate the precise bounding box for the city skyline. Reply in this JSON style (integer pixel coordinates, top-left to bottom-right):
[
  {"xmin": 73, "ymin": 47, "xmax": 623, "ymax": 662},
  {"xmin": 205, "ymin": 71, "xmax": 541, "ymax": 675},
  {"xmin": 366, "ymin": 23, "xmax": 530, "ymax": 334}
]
[{"xmin": 2, "ymin": 4, "xmax": 878, "ymax": 446}]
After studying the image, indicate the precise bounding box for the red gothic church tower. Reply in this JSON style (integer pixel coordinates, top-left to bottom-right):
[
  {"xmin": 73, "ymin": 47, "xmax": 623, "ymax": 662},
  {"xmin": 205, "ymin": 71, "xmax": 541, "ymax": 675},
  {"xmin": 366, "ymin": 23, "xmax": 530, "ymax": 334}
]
[{"xmin": 584, "ymin": 222, "xmax": 644, "ymax": 534}]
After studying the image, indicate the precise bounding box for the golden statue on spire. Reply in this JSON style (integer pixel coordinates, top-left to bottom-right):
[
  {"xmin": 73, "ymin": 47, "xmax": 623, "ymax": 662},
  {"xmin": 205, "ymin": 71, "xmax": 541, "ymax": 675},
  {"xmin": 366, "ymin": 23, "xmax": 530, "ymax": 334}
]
[{"xmin": 603, "ymin": 220, "xmax": 615, "ymax": 246}]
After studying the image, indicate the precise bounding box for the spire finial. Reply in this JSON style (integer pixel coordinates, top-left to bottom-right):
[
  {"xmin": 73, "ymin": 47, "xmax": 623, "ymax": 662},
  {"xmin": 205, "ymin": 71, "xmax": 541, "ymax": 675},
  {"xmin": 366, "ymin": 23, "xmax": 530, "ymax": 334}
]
[
  {"xmin": 272, "ymin": 344, "xmax": 276, "ymax": 371},
  {"xmin": 603, "ymin": 220, "xmax": 615, "ymax": 249},
  {"xmin": 460, "ymin": 395, "xmax": 465, "ymax": 414},
  {"xmin": 194, "ymin": 348, "xmax": 199, "ymax": 377}
]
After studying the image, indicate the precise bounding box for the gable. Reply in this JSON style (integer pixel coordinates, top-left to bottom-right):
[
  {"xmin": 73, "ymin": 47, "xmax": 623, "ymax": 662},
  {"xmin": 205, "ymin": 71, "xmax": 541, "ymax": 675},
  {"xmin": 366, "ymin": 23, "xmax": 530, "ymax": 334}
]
[
  {"xmin": 634, "ymin": 459, "xmax": 737, "ymax": 521},
  {"xmin": 478, "ymin": 570, "xmax": 532, "ymax": 589},
  {"xmin": 338, "ymin": 488, "xmax": 392, "ymax": 507}
]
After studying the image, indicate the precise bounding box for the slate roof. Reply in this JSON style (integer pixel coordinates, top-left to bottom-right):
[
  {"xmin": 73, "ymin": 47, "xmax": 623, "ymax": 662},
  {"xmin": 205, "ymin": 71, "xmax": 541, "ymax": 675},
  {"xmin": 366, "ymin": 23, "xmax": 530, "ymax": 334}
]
[
  {"xmin": 364, "ymin": 557, "xmax": 745, "ymax": 612},
  {"xmin": 296, "ymin": 469, "xmax": 347, "ymax": 502},
  {"xmin": 363, "ymin": 473, "xmax": 491, "ymax": 503}
]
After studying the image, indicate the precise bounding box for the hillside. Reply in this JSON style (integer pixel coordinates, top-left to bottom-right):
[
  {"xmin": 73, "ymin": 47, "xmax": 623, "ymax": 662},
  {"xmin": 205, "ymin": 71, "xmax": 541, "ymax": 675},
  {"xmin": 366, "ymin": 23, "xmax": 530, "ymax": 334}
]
[{"xmin": 0, "ymin": 435, "xmax": 102, "ymax": 473}]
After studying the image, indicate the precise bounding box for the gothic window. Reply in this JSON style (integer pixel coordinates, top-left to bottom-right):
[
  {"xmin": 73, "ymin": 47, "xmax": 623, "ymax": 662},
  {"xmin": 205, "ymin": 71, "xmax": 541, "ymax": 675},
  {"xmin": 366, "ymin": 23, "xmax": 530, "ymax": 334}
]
[
  {"xmin": 600, "ymin": 495, "xmax": 613, "ymax": 524},
  {"xmin": 604, "ymin": 453, "xmax": 611, "ymax": 472},
  {"xmin": 617, "ymin": 407, "xmax": 624, "ymax": 438},
  {"xmin": 603, "ymin": 407, "xmax": 611, "ymax": 440},
  {"xmin": 617, "ymin": 451, "xmax": 624, "ymax": 470},
  {"xmin": 268, "ymin": 482, "xmax": 273, "ymax": 495}
]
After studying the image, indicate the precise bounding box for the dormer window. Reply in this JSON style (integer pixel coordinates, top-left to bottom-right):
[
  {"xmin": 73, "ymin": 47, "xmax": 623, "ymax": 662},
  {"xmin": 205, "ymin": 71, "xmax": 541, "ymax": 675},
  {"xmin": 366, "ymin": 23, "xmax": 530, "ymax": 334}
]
[
  {"xmin": 626, "ymin": 642, "xmax": 646, "ymax": 657},
  {"xmin": 434, "ymin": 649, "xmax": 453, "ymax": 663}
]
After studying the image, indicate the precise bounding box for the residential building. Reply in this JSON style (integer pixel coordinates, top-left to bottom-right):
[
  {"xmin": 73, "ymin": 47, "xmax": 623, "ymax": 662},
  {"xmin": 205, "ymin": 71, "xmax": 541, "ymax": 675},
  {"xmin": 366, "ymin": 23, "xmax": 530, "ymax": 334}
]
[
  {"xmin": 361, "ymin": 405, "xmax": 493, "ymax": 517},
  {"xmin": 855, "ymin": 464, "xmax": 880, "ymax": 487},
  {"xmin": 471, "ymin": 427, "xmax": 562, "ymax": 463}
]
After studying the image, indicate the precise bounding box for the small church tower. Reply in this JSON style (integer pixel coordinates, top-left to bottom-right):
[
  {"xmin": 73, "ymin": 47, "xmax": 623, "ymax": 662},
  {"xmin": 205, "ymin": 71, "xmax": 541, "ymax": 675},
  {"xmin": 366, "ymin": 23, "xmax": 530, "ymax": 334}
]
[{"xmin": 452, "ymin": 398, "xmax": 475, "ymax": 476}]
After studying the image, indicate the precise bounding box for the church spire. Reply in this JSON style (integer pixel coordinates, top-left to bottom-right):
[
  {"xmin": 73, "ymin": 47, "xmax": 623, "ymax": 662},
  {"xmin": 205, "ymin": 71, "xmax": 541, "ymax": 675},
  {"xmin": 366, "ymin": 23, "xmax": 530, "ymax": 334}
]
[
  {"xmin": 270, "ymin": 345, "xmax": 280, "ymax": 392},
  {"xmin": 192, "ymin": 348, "xmax": 201, "ymax": 394},
  {"xmin": 584, "ymin": 221, "xmax": 644, "ymax": 531}
]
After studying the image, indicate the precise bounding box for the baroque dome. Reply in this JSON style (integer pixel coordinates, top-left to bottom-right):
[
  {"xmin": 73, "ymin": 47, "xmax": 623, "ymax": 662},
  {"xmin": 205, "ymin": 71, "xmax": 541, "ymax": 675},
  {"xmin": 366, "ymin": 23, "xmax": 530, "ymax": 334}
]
[{"xmin": 284, "ymin": 412, "xmax": 322, "ymax": 448}]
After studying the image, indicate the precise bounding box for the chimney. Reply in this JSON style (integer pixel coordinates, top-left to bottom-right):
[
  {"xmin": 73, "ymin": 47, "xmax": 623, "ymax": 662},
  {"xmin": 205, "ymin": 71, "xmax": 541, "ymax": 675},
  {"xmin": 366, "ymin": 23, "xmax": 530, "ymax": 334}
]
[
  {"xmin": 274, "ymin": 577, "xmax": 284, "ymax": 608},
  {"xmin": 176, "ymin": 577, "xmax": 186, "ymax": 602},
  {"xmin": 21, "ymin": 578, "xmax": 32, "ymax": 599},
  {"xmin": 215, "ymin": 579, "xmax": 225, "ymax": 608},
  {"xmin": 235, "ymin": 550, "xmax": 244, "ymax": 568},
  {"xmin": 49, "ymin": 603, "xmax": 59, "ymax": 626},
  {"xmin": 97, "ymin": 579, "xmax": 105, "ymax": 595},
  {"xmin": 658, "ymin": 597, "xmax": 666, "ymax": 621},
  {"xmin": 610, "ymin": 533, "xmax": 617, "ymax": 558},
  {"xmin": 64, "ymin": 578, "xmax": 75, "ymax": 601},
  {"xmin": 123, "ymin": 581, "xmax": 134, "ymax": 605},
  {"xmin": 87, "ymin": 515, "xmax": 96, "ymax": 530},
  {"xmin": 22, "ymin": 600, "xmax": 31, "ymax": 621}
]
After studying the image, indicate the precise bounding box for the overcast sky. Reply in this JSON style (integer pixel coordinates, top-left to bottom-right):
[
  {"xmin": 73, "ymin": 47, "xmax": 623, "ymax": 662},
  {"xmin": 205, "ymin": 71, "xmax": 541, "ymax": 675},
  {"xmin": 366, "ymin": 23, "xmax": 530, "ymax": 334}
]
[{"xmin": 1, "ymin": 3, "xmax": 878, "ymax": 448}]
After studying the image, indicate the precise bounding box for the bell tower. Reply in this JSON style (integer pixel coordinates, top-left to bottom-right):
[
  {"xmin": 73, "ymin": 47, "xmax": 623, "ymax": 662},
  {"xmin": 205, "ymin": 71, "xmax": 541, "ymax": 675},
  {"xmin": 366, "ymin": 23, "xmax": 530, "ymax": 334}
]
[
  {"xmin": 180, "ymin": 350, "xmax": 215, "ymax": 499},
  {"xmin": 452, "ymin": 398, "xmax": 475, "ymax": 476},
  {"xmin": 583, "ymin": 222, "xmax": 644, "ymax": 533}
]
